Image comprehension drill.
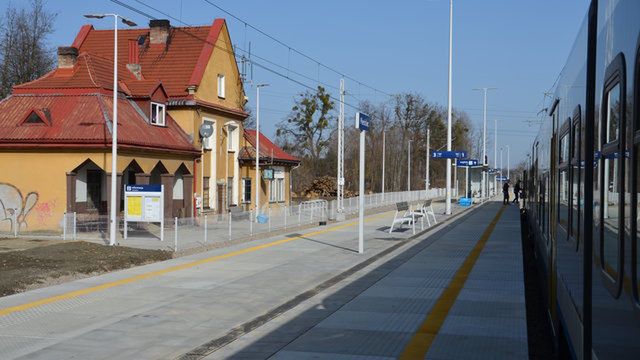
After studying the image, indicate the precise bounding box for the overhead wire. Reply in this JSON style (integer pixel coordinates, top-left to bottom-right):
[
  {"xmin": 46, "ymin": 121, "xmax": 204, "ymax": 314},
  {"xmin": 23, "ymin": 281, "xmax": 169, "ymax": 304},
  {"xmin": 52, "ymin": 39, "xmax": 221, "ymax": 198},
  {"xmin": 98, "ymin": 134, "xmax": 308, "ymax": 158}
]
[{"xmin": 109, "ymin": 0, "xmax": 363, "ymax": 111}]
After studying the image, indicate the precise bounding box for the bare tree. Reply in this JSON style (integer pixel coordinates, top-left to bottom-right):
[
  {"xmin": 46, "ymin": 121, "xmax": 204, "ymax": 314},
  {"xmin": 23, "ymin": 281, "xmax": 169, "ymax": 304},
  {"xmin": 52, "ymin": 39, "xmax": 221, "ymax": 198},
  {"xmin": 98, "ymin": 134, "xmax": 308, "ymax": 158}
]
[{"xmin": 0, "ymin": 0, "xmax": 56, "ymax": 98}]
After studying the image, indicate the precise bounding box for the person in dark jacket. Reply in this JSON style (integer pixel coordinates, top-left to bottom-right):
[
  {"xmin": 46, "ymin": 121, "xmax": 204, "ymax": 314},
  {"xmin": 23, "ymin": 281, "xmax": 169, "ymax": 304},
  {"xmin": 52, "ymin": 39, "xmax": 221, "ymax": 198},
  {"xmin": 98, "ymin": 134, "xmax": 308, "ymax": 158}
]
[
  {"xmin": 502, "ymin": 181, "xmax": 510, "ymax": 205},
  {"xmin": 513, "ymin": 180, "xmax": 522, "ymax": 205}
]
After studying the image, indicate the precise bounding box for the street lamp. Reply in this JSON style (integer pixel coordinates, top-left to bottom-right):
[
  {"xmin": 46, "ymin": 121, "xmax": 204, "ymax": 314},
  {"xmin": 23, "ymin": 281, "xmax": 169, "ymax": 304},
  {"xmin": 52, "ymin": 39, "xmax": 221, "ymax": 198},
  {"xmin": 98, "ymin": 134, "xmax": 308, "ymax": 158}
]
[
  {"xmin": 472, "ymin": 87, "xmax": 497, "ymax": 200},
  {"xmin": 445, "ymin": 0, "xmax": 453, "ymax": 215},
  {"xmin": 408, "ymin": 140, "xmax": 413, "ymax": 191},
  {"xmin": 84, "ymin": 14, "xmax": 137, "ymax": 246},
  {"xmin": 506, "ymin": 145, "xmax": 510, "ymax": 180},
  {"xmin": 255, "ymin": 83, "xmax": 269, "ymax": 219}
]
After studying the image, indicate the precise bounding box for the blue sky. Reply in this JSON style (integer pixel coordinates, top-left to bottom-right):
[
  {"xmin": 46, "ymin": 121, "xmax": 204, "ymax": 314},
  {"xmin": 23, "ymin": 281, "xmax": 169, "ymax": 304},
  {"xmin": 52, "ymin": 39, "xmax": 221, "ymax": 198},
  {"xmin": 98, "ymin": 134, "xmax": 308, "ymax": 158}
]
[{"xmin": 5, "ymin": 0, "xmax": 589, "ymax": 166}]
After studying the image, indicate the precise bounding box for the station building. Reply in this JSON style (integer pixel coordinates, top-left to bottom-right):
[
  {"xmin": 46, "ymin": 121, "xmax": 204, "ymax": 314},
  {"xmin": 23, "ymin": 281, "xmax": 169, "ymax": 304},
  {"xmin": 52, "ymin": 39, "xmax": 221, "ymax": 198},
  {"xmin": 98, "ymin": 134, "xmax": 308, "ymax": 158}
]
[{"xmin": 0, "ymin": 19, "xmax": 299, "ymax": 232}]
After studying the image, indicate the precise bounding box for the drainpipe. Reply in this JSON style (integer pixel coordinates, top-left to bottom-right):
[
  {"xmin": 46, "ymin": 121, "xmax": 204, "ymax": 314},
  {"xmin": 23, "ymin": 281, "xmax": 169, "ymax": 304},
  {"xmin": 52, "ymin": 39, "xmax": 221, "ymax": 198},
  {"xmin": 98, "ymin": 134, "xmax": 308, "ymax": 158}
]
[{"xmin": 194, "ymin": 159, "xmax": 198, "ymax": 218}]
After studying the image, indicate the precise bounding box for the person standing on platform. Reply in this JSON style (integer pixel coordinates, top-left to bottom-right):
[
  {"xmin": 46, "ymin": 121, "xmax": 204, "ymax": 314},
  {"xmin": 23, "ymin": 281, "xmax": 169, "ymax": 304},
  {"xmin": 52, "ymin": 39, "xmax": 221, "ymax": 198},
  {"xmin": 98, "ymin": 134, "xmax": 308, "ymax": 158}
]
[
  {"xmin": 513, "ymin": 180, "xmax": 522, "ymax": 206},
  {"xmin": 502, "ymin": 181, "xmax": 510, "ymax": 205}
]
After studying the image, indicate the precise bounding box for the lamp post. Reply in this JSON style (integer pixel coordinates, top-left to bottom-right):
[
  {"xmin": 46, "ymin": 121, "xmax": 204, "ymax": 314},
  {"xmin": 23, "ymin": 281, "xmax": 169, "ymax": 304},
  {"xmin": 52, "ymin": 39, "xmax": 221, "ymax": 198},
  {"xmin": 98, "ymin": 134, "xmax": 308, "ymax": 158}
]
[
  {"xmin": 255, "ymin": 84, "xmax": 269, "ymax": 219},
  {"xmin": 84, "ymin": 14, "xmax": 137, "ymax": 246},
  {"xmin": 472, "ymin": 87, "xmax": 497, "ymax": 200},
  {"xmin": 407, "ymin": 140, "xmax": 412, "ymax": 191},
  {"xmin": 506, "ymin": 145, "xmax": 510, "ymax": 180},
  {"xmin": 445, "ymin": 0, "xmax": 453, "ymax": 214},
  {"xmin": 382, "ymin": 130, "xmax": 386, "ymax": 199}
]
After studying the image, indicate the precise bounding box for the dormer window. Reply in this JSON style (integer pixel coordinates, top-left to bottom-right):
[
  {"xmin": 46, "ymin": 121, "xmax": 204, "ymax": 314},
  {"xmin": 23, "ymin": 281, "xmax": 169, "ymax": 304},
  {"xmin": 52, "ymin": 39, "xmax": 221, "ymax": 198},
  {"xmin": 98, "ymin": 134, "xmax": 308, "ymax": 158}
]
[
  {"xmin": 150, "ymin": 102, "xmax": 165, "ymax": 126},
  {"xmin": 217, "ymin": 74, "xmax": 226, "ymax": 99},
  {"xmin": 21, "ymin": 109, "xmax": 50, "ymax": 126},
  {"xmin": 25, "ymin": 112, "xmax": 45, "ymax": 124}
]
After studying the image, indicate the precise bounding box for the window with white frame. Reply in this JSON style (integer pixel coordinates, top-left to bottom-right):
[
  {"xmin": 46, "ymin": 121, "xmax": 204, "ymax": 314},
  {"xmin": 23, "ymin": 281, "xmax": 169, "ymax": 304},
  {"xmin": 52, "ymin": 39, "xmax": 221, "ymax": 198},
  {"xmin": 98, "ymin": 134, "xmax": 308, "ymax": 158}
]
[
  {"xmin": 227, "ymin": 124, "xmax": 237, "ymax": 152},
  {"xmin": 150, "ymin": 102, "xmax": 165, "ymax": 126},
  {"xmin": 242, "ymin": 178, "xmax": 251, "ymax": 203},
  {"xmin": 217, "ymin": 74, "xmax": 226, "ymax": 98}
]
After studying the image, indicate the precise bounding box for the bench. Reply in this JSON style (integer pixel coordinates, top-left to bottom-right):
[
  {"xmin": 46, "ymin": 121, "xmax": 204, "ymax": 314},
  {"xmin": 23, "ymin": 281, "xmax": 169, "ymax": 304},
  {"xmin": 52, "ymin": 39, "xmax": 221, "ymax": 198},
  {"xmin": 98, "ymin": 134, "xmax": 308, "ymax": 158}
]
[
  {"xmin": 418, "ymin": 199, "xmax": 438, "ymax": 227},
  {"xmin": 389, "ymin": 201, "xmax": 416, "ymax": 234}
]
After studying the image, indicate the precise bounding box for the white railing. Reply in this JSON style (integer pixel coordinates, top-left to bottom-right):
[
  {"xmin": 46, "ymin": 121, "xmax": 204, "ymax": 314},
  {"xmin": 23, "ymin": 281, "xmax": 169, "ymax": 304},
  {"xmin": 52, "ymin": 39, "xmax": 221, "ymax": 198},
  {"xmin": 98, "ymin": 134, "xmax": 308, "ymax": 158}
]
[{"xmin": 4, "ymin": 188, "xmax": 453, "ymax": 252}]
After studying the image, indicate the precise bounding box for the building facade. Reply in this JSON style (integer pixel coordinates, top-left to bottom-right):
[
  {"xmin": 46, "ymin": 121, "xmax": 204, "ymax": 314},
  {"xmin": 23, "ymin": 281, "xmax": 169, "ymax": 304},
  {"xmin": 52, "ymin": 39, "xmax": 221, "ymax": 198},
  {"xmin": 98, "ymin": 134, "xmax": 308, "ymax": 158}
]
[{"xmin": 0, "ymin": 19, "xmax": 299, "ymax": 233}]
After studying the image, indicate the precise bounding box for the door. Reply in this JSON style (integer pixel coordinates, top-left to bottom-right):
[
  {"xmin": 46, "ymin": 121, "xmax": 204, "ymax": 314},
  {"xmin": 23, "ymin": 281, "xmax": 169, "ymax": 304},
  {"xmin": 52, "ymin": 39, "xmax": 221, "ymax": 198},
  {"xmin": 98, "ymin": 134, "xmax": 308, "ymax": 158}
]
[{"xmin": 217, "ymin": 184, "xmax": 224, "ymax": 214}]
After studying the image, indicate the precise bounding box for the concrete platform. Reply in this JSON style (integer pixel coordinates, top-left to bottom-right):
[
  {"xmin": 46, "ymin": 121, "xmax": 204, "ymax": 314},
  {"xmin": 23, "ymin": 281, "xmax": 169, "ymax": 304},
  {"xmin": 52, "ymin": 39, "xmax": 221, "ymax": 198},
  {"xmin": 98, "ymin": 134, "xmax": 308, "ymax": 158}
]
[
  {"xmin": 0, "ymin": 201, "xmax": 469, "ymax": 359},
  {"xmin": 209, "ymin": 202, "xmax": 527, "ymax": 360}
]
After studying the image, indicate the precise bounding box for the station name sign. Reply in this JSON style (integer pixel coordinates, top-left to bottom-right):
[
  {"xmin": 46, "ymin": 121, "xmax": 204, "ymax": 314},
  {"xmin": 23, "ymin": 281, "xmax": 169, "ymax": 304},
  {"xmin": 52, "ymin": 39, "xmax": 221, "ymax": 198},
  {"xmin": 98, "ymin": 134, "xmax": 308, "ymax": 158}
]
[
  {"xmin": 456, "ymin": 159, "xmax": 479, "ymax": 166},
  {"xmin": 126, "ymin": 184, "xmax": 161, "ymax": 193},
  {"xmin": 355, "ymin": 112, "xmax": 370, "ymax": 131}
]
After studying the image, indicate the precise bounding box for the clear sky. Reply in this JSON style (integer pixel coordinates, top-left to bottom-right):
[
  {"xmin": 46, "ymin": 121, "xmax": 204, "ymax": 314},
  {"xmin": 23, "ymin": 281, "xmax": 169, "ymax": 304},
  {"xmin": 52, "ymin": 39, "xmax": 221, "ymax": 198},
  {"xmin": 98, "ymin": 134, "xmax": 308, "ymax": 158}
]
[{"xmin": 5, "ymin": 0, "xmax": 590, "ymax": 168}]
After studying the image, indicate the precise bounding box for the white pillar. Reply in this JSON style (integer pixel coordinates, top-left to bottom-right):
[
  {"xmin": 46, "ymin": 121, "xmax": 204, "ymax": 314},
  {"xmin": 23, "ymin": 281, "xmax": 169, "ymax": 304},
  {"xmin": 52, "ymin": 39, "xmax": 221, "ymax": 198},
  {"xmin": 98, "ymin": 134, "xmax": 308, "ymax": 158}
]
[
  {"xmin": 337, "ymin": 79, "xmax": 345, "ymax": 213},
  {"xmin": 109, "ymin": 15, "xmax": 118, "ymax": 246},
  {"xmin": 445, "ymin": 0, "xmax": 453, "ymax": 215},
  {"xmin": 382, "ymin": 131, "xmax": 385, "ymax": 199},
  {"xmin": 506, "ymin": 145, "xmax": 510, "ymax": 180},
  {"xmin": 494, "ymin": 117, "xmax": 498, "ymax": 195},
  {"xmin": 407, "ymin": 140, "xmax": 412, "ymax": 191},
  {"xmin": 426, "ymin": 128, "xmax": 430, "ymax": 193},
  {"xmin": 359, "ymin": 128, "xmax": 365, "ymax": 254}
]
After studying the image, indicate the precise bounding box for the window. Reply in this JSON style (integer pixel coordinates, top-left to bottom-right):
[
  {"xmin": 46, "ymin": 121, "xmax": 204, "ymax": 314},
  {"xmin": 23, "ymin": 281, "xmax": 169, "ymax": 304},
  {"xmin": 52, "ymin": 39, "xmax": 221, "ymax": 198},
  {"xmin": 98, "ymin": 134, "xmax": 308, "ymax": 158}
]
[
  {"xmin": 217, "ymin": 74, "xmax": 225, "ymax": 98},
  {"xmin": 599, "ymin": 53, "xmax": 626, "ymax": 294},
  {"xmin": 571, "ymin": 113, "xmax": 582, "ymax": 245},
  {"xmin": 227, "ymin": 124, "xmax": 237, "ymax": 152},
  {"xmin": 269, "ymin": 167, "xmax": 285, "ymax": 202},
  {"xmin": 242, "ymin": 178, "xmax": 251, "ymax": 203},
  {"xmin": 560, "ymin": 132, "xmax": 569, "ymax": 164},
  {"xmin": 606, "ymin": 85, "xmax": 621, "ymax": 143},
  {"xmin": 150, "ymin": 102, "xmax": 165, "ymax": 126},
  {"xmin": 635, "ymin": 142, "xmax": 640, "ymax": 302},
  {"xmin": 86, "ymin": 170, "xmax": 102, "ymax": 210},
  {"xmin": 559, "ymin": 169, "xmax": 569, "ymax": 229},
  {"xmin": 227, "ymin": 177, "xmax": 234, "ymax": 206}
]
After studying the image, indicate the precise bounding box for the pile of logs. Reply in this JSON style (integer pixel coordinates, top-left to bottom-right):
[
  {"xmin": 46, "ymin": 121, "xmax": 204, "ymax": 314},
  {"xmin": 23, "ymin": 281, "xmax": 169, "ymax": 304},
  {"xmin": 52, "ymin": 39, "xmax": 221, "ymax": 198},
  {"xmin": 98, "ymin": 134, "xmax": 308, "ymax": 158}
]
[{"xmin": 302, "ymin": 176, "xmax": 357, "ymax": 199}]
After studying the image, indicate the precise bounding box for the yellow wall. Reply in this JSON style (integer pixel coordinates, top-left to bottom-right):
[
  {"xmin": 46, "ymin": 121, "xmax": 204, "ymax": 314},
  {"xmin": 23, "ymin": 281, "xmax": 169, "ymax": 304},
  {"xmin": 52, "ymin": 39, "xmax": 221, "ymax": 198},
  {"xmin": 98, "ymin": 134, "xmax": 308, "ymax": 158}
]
[
  {"xmin": 0, "ymin": 150, "xmax": 194, "ymax": 232},
  {"xmin": 194, "ymin": 22, "xmax": 245, "ymax": 110}
]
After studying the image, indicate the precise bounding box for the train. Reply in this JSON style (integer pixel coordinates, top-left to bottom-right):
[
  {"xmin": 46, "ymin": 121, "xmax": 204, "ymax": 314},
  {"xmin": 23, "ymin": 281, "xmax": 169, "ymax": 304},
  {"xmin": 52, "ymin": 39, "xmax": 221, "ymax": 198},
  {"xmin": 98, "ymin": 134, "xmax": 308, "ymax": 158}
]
[{"xmin": 522, "ymin": 0, "xmax": 640, "ymax": 359}]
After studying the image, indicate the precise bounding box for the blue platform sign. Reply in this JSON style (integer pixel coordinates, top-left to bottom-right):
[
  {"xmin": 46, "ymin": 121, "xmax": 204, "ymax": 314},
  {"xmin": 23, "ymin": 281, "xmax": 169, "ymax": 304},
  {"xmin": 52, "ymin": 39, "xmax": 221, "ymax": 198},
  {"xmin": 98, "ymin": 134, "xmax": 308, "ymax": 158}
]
[
  {"xmin": 431, "ymin": 150, "xmax": 468, "ymax": 159},
  {"xmin": 457, "ymin": 159, "xmax": 478, "ymax": 167},
  {"xmin": 497, "ymin": 176, "xmax": 509, "ymax": 181},
  {"xmin": 125, "ymin": 184, "xmax": 161, "ymax": 193},
  {"xmin": 355, "ymin": 112, "xmax": 370, "ymax": 131}
]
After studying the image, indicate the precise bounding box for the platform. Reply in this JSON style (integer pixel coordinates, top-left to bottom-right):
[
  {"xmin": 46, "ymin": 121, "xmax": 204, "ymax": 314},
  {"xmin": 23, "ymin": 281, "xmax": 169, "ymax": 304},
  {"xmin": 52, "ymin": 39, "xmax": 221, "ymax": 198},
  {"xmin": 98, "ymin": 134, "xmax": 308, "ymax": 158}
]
[{"xmin": 0, "ymin": 201, "xmax": 527, "ymax": 360}]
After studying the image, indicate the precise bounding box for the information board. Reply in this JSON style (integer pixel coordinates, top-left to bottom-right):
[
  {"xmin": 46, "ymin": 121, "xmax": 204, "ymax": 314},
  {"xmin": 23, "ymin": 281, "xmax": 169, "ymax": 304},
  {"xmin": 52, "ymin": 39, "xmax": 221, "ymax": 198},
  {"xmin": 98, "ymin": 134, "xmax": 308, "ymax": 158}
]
[{"xmin": 124, "ymin": 184, "xmax": 164, "ymax": 241}]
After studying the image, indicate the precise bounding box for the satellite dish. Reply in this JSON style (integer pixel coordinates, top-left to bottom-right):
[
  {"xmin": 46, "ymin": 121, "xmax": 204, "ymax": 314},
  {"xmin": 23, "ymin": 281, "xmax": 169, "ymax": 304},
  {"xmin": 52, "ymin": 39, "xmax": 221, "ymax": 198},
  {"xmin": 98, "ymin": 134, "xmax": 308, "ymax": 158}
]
[{"xmin": 199, "ymin": 122, "xmax": 214, "ymax": 138}]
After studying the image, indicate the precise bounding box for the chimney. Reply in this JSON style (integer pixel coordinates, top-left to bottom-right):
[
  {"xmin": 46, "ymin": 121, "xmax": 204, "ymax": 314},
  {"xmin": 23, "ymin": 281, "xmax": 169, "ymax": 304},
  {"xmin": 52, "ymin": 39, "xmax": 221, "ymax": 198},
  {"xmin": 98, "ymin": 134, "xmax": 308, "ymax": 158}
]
[
  {"xmin": 57, "ymin": 46, "xmax": 78, "ymax": 68},
  {"xmin": 127, "ymin": 39, "xmax": 142, "ymax": 80},
  {"xmin": 149, "ymin": 19, "xmax": 170, "ymax": 45}
]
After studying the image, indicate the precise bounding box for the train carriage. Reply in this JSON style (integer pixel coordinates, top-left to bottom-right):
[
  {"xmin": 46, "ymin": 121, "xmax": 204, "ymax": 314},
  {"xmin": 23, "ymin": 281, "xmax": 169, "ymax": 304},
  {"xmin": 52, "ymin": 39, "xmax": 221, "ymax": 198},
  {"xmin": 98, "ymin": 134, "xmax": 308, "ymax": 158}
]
[{"xmin": 523, "ymin": 0, "xmax": 640, "ymax": 358}]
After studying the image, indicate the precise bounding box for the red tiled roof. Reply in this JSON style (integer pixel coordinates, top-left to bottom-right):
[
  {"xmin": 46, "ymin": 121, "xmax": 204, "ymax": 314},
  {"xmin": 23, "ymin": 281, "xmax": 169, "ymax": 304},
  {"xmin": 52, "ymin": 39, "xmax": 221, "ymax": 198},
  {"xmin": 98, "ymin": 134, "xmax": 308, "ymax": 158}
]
[
  {"xmin": 0, "ymin": 94, "xmax": 198, "ymax": 155},
  {"xmin": 241, "ymin": 129, "xmax": 299, "ymax": 163},
  {"xmin": 15, "ymin": 20, "xmax": 228, "ymax": 98}
]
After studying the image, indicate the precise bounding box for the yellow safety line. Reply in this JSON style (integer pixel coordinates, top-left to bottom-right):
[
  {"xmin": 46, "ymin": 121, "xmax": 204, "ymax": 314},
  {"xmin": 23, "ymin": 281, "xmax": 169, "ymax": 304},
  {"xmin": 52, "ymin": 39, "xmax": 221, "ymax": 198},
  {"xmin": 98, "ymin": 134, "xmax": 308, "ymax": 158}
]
[
  {"xmin": 399, "ymin": 205, "xmax": 506, "ymax": 359},
  {"xmin": 0, "ymin": 213, "xmax": 391, "ymax": 318}
]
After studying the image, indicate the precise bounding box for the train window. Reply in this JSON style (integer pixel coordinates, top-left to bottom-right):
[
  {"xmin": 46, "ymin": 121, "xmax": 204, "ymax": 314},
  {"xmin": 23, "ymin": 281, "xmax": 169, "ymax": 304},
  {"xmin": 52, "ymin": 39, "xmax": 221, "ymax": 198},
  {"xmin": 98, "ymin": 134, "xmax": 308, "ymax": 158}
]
[
  {"xmin": 635, "ymin": 142, "xmax": 640, "ymax": 301},
  {"xmin": 599, "ymin": 52, "xmax": 626, "ymax": 294},
  {"xmin": 559, "ymin": 169, "xmax": 569, "ymax": 229},
  {"xmin": 571, "ymin": 110, "xmax": 582, "ymax": 245},
  {"xmin": 606, "ymin": 84, "xmax": 621, "ymax": 143},
  {"xmin": 560, "ymin": 133, "xmax": 569, "ymax": 164}
]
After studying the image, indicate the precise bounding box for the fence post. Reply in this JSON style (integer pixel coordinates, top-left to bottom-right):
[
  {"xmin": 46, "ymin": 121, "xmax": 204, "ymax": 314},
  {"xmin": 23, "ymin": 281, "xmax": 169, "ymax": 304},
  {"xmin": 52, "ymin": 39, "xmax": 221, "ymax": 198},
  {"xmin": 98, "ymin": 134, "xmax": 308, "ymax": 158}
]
[
  {"xmin": 268, "ymin": 206, "xmax": 271, "ymax": 232},
  {"xmin": 228, "ymin": 212, "xmax": 232, "ymax": 240},
  {"xmin": 73, "ymin": 212, "xmax": 77, "ymax": 241},
  {"xmin": 174, "ymin": 217, "xmax": 178, "ymax": 252},
  {"xmin": 298, "ymin": 204, "xmax": 302, "ymax": 226},
  {"xmin": 284, "ymin": 206, "xmax": 287, "ymax": 229},
  {"xmin": 204, "ymin": 215, "xmax": 208, "ymax": 243},
  {"xmin": 62, "ymin": 212, "xmax": 67, "ymax": 240},
  {"xmin": 250, "ymin": 209, "xmax": 253, "ymax": 237}
]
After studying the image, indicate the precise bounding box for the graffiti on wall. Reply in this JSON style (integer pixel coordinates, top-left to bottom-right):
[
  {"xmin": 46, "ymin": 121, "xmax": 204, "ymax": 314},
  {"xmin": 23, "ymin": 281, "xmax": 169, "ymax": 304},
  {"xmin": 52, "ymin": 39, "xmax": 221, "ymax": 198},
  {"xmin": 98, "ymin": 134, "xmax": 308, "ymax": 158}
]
[{"xmin": 0, "ymin": 183, "xmax": 38, "ymax": 233}]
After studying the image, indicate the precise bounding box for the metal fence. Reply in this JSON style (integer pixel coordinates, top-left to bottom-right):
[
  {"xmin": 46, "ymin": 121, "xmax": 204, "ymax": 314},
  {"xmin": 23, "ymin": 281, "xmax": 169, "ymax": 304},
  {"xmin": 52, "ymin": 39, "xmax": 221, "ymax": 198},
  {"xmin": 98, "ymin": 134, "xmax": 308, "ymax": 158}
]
[{"xmin": 2, "ymin": 188, "xmax": 451, "ymax": 251}]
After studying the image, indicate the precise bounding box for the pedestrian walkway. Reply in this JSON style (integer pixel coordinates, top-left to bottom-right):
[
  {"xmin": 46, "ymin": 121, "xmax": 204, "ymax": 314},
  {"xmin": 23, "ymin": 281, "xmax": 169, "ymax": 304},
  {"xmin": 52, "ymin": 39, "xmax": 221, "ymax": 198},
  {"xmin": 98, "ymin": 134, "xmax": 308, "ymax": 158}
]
[
  {"xmin": 0, "ymin": 201, "xmax": 467, "ymax": 359},
  {"xmin": 209, "ymin": 202, "xmax": 527, "ymax": 359}
]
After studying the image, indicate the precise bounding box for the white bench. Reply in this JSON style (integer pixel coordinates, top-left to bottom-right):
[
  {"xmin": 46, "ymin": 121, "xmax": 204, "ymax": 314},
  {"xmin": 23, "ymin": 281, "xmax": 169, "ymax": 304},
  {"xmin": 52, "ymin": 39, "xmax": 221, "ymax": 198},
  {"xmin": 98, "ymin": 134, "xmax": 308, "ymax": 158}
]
[
  {"xmin": 418, "ymin": 199, "xmax": 438, "ymax": 227},
  {"xmin": 389, "ymin": 201, "xmax": 416, "ymax": 234}
]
